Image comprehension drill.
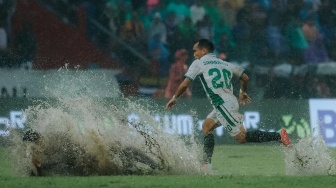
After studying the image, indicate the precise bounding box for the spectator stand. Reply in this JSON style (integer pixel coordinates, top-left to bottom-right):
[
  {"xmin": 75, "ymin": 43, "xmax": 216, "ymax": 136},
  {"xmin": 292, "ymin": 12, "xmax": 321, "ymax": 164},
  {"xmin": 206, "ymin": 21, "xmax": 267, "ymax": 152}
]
[{"xmin": 4, "ymin": 0, "xmax": 336, "ymax": 99}]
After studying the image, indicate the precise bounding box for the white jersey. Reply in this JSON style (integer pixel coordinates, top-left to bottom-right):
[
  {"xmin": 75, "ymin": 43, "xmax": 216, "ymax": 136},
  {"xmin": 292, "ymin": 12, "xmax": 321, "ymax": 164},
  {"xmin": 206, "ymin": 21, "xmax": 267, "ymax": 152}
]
[{"xmin": 185, "ymin": 53, "xmax": 244, "ymax": 106}]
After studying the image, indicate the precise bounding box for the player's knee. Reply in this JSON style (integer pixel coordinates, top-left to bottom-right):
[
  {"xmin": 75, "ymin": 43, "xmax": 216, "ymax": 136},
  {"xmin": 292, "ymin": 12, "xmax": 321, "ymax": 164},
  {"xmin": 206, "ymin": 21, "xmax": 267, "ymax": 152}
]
[
  {"xmin": 202, "ymin": 123, "xmax": 215, "ymax": 135},
  {"xmin": 234, "ymin": 132, "xmax": 246, "ymax": 143},
  {"xmin": 203, "ymin": 128, "xmax": 212, "ymax": 135},
  {"xmin": 235, "ymin": 137, "xmax": 246, "ymax": 143}
]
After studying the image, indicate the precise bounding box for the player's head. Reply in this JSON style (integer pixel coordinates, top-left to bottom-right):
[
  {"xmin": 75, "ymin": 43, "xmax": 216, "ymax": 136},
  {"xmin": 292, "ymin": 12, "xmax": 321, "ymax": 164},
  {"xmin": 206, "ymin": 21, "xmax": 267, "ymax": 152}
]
[{"xmin": 193, "ymin": 39, "xmax": 214, "ymax": 59}]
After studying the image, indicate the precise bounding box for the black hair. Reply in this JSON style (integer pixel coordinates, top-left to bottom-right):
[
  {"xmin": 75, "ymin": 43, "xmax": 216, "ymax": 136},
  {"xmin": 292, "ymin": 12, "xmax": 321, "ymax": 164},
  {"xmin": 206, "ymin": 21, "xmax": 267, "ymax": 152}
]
[{"xmin": 196, "ymin": 39, "xmax": 215, "ymax": 53}]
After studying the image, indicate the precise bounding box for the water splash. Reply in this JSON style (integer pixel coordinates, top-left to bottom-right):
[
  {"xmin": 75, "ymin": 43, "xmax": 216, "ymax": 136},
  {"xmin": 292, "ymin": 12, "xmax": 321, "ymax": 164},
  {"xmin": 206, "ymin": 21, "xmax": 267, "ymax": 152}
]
[
  {"xmin": 284, "ymin": 136, "xmax": 336, "ymax": 175},
  {"xmin": 10, "ymin": 69, "xmax": 202, "ymax": 176}
]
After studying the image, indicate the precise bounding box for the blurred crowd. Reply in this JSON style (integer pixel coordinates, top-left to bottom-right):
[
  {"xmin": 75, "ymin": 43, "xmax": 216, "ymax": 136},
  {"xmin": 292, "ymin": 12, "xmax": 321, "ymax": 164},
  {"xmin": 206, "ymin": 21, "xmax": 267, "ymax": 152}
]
[
  {"xmin": 1, "ymin": 0, "xmax": 336, "ymax": 99},
  {"xmin": 0, "ymin": 0, "xmax": 35, "ymax": 69}
]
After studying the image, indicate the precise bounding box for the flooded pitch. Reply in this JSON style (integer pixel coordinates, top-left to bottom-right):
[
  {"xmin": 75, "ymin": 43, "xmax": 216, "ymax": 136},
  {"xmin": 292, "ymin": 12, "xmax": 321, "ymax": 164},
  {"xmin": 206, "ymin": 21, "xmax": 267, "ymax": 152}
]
[
  {"xmin": 285, "ymin": 135, "xmax": 336, "ymax": 175},
  {"xmin": 9, "ymin": 69, "xmax": 202, "ymax": 176}
]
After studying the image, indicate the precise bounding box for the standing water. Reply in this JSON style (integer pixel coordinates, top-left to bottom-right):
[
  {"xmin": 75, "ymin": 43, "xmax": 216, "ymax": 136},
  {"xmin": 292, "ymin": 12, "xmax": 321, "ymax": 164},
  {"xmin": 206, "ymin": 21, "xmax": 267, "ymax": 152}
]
[
  {"xmin": 9, "ymin": 69, "xmax": 203, "ymax": 176},
  {"xmin": 284, "ymin": 135, "xmax": 336, "ymax": 175}
]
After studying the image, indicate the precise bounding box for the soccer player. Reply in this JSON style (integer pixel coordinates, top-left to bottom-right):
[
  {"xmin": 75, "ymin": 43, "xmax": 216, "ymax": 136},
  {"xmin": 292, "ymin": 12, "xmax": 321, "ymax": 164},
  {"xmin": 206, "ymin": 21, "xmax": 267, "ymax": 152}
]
[{"xmin": 165, "ymin": 39, "xmax": 291, "ymax": 169}]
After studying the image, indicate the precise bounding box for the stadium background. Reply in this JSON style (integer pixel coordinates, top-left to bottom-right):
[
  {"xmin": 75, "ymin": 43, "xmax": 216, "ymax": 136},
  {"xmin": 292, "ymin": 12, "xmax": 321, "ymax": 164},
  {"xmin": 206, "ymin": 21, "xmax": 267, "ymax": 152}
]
[{"xmin": 1, "ymin": 1, "xmax": 336, "ymax": 149}]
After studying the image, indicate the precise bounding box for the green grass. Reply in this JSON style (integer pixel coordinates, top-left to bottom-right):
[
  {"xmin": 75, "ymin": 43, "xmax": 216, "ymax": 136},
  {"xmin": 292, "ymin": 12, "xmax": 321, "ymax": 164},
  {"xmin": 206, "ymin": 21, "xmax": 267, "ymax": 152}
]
[
  {"xmin": 1, "ymin": 145, "xmax": 336, "ymax": 188},
  {"xmin": 0, "ymin": 147, "xmax": 13, "ymax": 177},
  {"xmin": 212, "ymin": 144, "xmax": 286, "ymax": 176}
]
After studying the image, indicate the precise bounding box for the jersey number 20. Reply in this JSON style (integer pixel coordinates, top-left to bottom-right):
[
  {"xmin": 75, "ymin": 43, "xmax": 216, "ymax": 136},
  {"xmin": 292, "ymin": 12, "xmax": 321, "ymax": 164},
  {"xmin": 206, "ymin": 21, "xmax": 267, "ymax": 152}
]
[{"xmin": 208, "ymin": 68, "xmax": 232, "ymax": 89}]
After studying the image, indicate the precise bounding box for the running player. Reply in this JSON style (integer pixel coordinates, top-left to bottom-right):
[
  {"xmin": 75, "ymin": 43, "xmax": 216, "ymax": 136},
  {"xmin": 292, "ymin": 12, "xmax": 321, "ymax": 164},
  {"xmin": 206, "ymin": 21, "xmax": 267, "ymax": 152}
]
[{"xmin": 165, "ymin": 39, "xmax": 291, "ymax": 169}]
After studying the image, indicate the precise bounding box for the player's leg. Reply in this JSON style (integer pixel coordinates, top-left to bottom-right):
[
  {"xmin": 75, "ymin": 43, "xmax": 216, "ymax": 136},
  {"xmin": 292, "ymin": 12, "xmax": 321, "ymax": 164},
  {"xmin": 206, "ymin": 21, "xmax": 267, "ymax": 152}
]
[
  {"xmin": 202, "ymin": 110, "xmax": 220, "ymax": 168},
  {"xmin": 202, "ymin": 117, "xmax": 218, "ymax": 135},
  {"xmin": 233, "ymin": 126, "xmax": 247, "ymax": 143},
  {"xmin": 215, "ymin": 101, "xmax": 291, "ymax": 146},
  {"xmin": 235, "ymin": 127, "xmax": 290, "ymax": 146},
  {"xmin": 202, "ymin": 118, "xmax": 217, "ymax": 166},
  {"xmin": 229, "ymin": 124, "xmax": 291, "ymax": 146},
  {"xmin": 234, "ymin": 125, "xmax": 279, "ymax": 142}
]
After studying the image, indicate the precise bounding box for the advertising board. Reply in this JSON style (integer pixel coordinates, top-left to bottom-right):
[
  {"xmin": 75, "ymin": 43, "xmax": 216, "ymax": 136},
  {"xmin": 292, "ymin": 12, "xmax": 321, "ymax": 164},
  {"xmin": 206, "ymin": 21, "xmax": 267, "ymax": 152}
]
[
  {"xmin": 0, "ymin": 98, "xmax": 311, "ymax": 145},
  {"xmin": 309, "ymin": 99, "xmax": 336, "ymax": 147},
  {"xmin": 0, "ymin": 69, "xmax": 120, "ymax": 98}
]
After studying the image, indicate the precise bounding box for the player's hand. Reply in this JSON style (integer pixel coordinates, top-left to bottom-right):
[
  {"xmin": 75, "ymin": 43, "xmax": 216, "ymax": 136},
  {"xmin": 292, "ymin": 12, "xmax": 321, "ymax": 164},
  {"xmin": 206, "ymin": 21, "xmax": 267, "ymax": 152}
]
[
  {"xmin": 165, "ymin": 98, "xmax": 176, "ymax": 110},
  {"xmin": 239, "ymin": 92, "xmax": 251, "ymax": 105}
]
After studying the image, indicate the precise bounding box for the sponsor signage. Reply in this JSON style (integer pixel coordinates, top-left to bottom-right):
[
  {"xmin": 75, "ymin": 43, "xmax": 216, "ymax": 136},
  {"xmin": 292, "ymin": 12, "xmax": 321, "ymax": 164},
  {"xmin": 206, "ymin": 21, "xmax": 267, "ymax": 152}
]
[
  {"xmin": 0, "ymin": 99, "xmax": 311, "ymax": 145},
  {"xmin": 0, "ymin": 110, "xmax": 257, "ymax": 138},
  {"xmin": 130, "ymin": 111, "xmax": 261, "ymax": 137},
  {"xmin": 0, "ymin": 111, "xmax": 27, "ymax": 136},
  {"xmin": 309, "ymin": 99, "xmax": 336, "ymax": 147}
]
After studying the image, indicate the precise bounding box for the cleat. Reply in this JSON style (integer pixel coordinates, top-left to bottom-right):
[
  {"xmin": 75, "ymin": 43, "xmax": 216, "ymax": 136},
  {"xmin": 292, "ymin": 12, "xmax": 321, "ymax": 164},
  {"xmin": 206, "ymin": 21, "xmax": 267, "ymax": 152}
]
[{"xmin": 280, "ymin": 128, "xmax": 291, "ymax": 146}]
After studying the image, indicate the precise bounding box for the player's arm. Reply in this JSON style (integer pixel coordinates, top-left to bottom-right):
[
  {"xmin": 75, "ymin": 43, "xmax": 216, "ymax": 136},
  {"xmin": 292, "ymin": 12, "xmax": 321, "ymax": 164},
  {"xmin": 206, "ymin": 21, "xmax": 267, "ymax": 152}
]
[
  {"xmin": 165, "ymin": 77, "xmax": 191, "ymax": 110},
  {"xmin": 239, "ymin": 73, "xmax": 249, "ymax": 93},
  {"xmin": 239, "ymin": 73, "xmax": 251, "ymax": 105}
]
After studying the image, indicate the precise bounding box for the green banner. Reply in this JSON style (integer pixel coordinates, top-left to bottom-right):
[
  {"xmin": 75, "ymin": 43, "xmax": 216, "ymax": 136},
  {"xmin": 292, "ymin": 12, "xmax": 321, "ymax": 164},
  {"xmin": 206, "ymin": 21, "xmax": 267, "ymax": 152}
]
[
  {"xmin": 0, "ymin": 98, "xmax": 309, "ymax": 144},
  {"xmin": 154, "ymin": 99, "xmax": 310, "ymax": 144}
]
